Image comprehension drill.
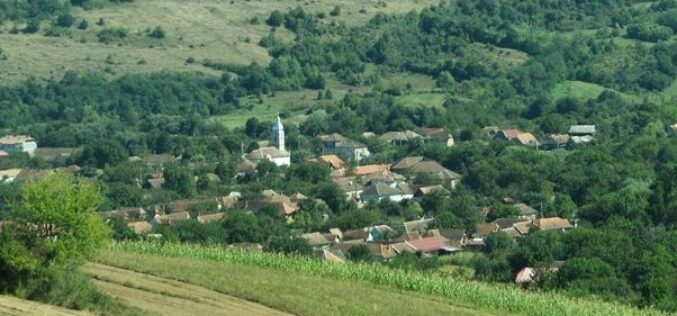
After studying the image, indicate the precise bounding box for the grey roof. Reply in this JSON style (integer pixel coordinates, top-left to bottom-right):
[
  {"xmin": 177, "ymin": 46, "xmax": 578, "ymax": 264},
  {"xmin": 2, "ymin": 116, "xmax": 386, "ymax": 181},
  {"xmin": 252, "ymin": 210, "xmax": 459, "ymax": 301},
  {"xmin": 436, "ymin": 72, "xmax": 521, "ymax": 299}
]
[
  {"xmin": 362, "ymin": 182, "xmax": 405, "ymax": 197},
  {"xmin": 568, "ymin": 125, "xmax": 596, "ymax": 135},
  {"xmin": 246, "ymin": 147, "xmax": 290, "ymax": 160},
  {"xmin": 392, "ymin": 156, "xmax": 424, "ymax": 170},
  {"xmin": 336, "ymin": 140, "xmax": 367, "ymax": 149},
  {"xmin": 409, "ymin": 161, "xmax": 461, "ymax": 180}
]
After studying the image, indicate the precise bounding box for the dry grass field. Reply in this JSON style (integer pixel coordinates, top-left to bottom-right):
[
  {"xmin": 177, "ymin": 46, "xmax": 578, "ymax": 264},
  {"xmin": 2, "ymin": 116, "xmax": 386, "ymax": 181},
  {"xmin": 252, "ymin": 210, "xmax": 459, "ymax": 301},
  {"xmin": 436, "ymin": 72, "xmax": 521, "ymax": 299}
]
[
  {"xmin": 84, "ymin": 262, "xmax": 292, "ymax": 316},
  {"xmin": 0, "ymin": 0, "xmax": 441, "ymax": 83},
  {"xmin": 0, "ymin": 295, "xmax": 92, "ymax": 316}
]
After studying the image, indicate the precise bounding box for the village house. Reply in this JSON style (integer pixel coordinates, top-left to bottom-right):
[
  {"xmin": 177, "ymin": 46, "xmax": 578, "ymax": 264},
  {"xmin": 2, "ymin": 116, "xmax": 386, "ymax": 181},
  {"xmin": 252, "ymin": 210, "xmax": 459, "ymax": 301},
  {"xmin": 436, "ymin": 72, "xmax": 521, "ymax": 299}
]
[
  {"xmin": 391, "ymin": 157, "xmax": 462, "ymax": 188},
  {"xmin": 0, "ymin": 135, "xmax": 38, "ymax": 156},
  {"xmin": 129, "ymin": 154, "xmax": 180, "ymax": 173},
  {"xmin": 0, "ymin": 168, "xmax": 22, "ymax": 183},
  {"xmin": 415, "ymin": 185, "xmax": 448, "ymax": 197},
  {"xmin": 405, "ymin": 236, "xmax": 449, "ymax": 255},
  {"xmin": 416, "ymin": 127, "xmax": 455, "ymax": 147},
  {"xmin": 244, "ymin": 189, "xmax": 300, "ymax": 217},
  {"xmin": 534, "ymin": 217, "xmax": 573, "ymax": 231},
  {"xmin": 379, "ymin": 130, "xmax": 423, "ymax": 145},
  {"xmin": 568, "ymin": 125, "xmax": 596, "ymax": 137},
  {"xmin": 33, "ymin": 147, "xmax": 81, "ymax": 163},
  {"xmin": 100, "ymin": 207, "xmax": 147, "ymax": 221},
  {"xmin": 0, "ymin": 150, "xmax": 8, "ymax": 159},
  {"xmin": 333, "ymin": 177, "xmax": 364, "ymax": 200},
  {"xmin": 301, "ymin": 232, "xmax": 332, "ymax": 247},
  {"xmin": 482, "ymin": 126, "xmax": 500, "ymax": 138},
  {"xmin": 494, "ymin": 129, "xmax": 539, "ymax": 147},
  {"xmin": 543, "ymin": 134, "xmax": 571, "ymax": 150},
  {"xmin": 429, "ymin": 228, "xmax": 468, "ymax": 251},
  {"xmin": 245, "ymin": 116, "xmax": 291, "ymax": 167},
  {"xmin": 318, "ymin": 133, "xmax": 371, "ymax": 162},
  {"xmin": 126, "ymin": 221, "xmax": 152, "ymax": 235},
  {"xmin": 309, "ymin": 154, "xmax": 345, "ymax": 170},
  {"xmin": 196, "ymin": 212, "xmax": 225, "ymax": 224},
  {"xmin": 314, "ymin": 248, "xmax": 346, "ymax": 263},
  {"xmin": 361, "ymin": 181, "xmax": 414, "ymax": 203},
  {"xmin": 153, "ymin": 211, "xmax": 191, "ymax": 226}
]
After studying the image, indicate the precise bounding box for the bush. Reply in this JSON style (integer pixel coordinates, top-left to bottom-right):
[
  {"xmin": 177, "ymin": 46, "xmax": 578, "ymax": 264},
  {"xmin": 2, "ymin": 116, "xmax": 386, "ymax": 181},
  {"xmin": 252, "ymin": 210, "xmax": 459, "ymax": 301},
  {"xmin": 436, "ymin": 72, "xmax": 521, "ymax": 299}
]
[
  {"xmin": 626, "ymin": 23, "xmax": 673, "ymax": 42},
  {"xmin": 266, "ymin": 10, "xmax": 283, "ymax": 27},
  {"xmin": 148, "ymin": 26, "xmax": 165, "ymax": 39},
  {"xmin": 56, "ymin": 13, "xmax": 75, "ymax": 27},
  {"xmin": 97, "ymin": 27, "xmax": 128, "ymax": 43},
  {"xmin": 78, "ymin": 19, "xmax": 89, "ymax": 30}
]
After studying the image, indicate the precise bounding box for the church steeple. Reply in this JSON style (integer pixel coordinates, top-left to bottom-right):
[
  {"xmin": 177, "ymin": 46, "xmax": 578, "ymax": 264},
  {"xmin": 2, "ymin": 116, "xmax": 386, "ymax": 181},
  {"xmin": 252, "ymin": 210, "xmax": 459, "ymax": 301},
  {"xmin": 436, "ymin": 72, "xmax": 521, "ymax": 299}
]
[{"xmin": 271, "ymin": 115, "xmax": 285, "ymax": 152}]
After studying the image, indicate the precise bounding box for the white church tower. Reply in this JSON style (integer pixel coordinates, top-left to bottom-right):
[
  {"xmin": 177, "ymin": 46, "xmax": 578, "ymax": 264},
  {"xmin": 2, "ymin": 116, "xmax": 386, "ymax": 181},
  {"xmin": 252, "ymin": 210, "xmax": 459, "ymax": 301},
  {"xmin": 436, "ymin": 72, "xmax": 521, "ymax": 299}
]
[{"xmin": 271, "ymin": 115, "xmax": 285, "ymax": 152}]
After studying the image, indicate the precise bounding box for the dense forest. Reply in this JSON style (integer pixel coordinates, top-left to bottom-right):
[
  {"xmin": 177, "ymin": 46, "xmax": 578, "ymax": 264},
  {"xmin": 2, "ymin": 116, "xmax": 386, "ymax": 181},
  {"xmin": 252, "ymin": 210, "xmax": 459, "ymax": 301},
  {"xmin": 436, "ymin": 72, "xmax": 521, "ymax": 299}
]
[{"xmin": 0, "ymin": 0, "xmax": 676, "ymax": 312}]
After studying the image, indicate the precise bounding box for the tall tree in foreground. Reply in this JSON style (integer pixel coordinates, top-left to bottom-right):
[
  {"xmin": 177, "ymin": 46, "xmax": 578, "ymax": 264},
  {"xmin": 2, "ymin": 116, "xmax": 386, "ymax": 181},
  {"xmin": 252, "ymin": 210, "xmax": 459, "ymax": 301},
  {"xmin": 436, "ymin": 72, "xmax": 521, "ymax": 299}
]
[{"xmin": 0, "ymin": 174, "xmax": 110, "ymax": 301}]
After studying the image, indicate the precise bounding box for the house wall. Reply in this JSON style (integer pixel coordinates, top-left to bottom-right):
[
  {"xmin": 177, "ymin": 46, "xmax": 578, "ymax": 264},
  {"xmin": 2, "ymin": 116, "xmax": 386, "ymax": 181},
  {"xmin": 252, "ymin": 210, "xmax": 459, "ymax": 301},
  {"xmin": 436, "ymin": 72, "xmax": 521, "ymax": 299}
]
[
  {"xmin": 270, "ymin": 156, "xmax": 291, "ymax": 167},
  {"xmin": 0, "ymin": 141, "xmax": 37, "ymax": 156}
]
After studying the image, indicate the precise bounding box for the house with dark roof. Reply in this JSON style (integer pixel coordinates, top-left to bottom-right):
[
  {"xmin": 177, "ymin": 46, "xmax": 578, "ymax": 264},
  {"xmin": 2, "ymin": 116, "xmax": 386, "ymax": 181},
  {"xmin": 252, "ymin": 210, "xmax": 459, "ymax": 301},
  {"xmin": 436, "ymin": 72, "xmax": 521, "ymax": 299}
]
[
  {"xmin": 318, "ymin": 133, "xmax": 370, "ymax": 161},
  {"xmin": 416, "ymin": 128, "xmax": 455, "ymax": 147},
  {"xmin": 379, "ymin": 130, "xmax": 423, "ymax": 145},
  {"xmin": 361, "ymin": 181, "xmax": 414, "ymax": 203},
  {"xmin": 392, "ymin": 157, "xmax": 462, "ymax": 189}
]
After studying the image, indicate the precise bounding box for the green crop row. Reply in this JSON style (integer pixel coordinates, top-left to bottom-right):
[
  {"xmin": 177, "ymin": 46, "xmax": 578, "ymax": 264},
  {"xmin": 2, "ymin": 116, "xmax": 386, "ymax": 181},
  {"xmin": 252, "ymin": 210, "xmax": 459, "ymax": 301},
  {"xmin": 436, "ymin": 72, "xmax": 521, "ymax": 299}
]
[{"xmin": 110, "ymin": 242, "xmax": 667, "ymax": 316}]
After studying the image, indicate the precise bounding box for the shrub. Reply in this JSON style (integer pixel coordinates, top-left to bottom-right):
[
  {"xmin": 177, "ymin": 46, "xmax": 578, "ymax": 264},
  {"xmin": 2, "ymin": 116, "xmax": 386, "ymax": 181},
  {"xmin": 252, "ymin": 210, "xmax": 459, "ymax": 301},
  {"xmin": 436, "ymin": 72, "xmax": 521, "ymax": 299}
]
[
  {"xmin": 148, "ymin": 26, "xmax": 165, "ymax": 39},
  {"xmin": 97, "ymin": 27, "xmax": 128, "ymax": 43}
]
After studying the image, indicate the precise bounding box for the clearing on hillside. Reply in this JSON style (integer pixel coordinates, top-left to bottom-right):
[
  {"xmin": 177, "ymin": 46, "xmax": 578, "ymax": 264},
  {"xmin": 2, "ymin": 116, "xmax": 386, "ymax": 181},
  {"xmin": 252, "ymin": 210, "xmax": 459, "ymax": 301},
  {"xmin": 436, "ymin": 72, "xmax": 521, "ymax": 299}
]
[
  {"xmin": 0, "ymin": 0, "xmax": 441, "ymax": 83},
  {"xmin": 0, "ymin": 295, "xmax": 92, "ymax": 316},
  {"xmin": 84, "ymin": 262, "xmax": 291, "ymax": 316}
]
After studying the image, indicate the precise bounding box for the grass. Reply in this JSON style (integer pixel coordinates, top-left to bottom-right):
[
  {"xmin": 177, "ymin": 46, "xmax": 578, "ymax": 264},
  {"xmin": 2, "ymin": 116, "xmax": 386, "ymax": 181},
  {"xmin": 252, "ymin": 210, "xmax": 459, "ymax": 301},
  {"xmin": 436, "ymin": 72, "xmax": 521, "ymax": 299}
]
[
  {"xmin": 107, "ymin": 242, "xmax": 668, "ymax": 316},
  {"xmin": 0, "ymin": 0, "xmax": 441, "ymax": 83},
  {"xmin": 0, "ymin": 295, "xmax": 93, "ymax": 316},
  {"xmin": 97, "ymin": 249, "xmax": 495, "ymax": 316},
  {"xmin": 85, "ymin": 262, "xmax": 290, "ymax": 316}
]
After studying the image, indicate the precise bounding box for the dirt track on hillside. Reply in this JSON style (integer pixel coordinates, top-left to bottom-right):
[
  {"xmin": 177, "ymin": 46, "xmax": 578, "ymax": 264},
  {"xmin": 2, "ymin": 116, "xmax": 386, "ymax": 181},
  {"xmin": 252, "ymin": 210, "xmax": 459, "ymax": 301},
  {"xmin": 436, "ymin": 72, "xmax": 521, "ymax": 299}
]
[
  {"xmin": 0, "ymin": 295, "xmax": 91, "ymax": 316},
  {"xmin": 84, "ymin": 262, "xmax": 292, "ymax": 316}
]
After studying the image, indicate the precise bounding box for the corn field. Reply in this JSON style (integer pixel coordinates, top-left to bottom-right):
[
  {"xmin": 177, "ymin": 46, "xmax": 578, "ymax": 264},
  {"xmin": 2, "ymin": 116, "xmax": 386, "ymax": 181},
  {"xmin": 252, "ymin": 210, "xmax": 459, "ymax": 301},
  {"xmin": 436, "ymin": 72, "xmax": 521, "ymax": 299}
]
[{"xmin": 110, "ymin": 242, "xmax": 667, "ymax": 316}]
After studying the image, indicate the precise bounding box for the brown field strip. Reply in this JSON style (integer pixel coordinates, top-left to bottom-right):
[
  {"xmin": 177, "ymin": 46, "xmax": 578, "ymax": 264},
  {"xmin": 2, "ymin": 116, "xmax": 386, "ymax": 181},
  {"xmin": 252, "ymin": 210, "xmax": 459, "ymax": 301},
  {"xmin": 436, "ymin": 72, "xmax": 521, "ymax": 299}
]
[
  {"xmin": 84, "ymin": 262, "xmax": 292, "ymax": 316},
  {"xmin": 0, "ymin": 295, "xmax": 92, "ymax": 316}
]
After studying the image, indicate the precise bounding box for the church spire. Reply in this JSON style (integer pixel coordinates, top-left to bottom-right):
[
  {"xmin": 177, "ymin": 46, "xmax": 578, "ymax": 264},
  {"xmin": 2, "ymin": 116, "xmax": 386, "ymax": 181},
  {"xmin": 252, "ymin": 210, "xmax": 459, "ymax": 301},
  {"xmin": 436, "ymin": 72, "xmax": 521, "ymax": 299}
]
[{"xmin": 271, "ymin": 114, "xmax": 285, "ymax": 152}]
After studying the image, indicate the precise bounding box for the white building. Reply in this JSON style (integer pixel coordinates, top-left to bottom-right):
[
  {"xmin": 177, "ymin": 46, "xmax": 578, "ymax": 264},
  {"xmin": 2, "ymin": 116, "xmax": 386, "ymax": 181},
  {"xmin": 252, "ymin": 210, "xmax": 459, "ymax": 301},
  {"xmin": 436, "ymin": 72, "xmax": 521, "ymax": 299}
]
[
  {"xmin": 245, "ymin": 116, "xmax": 291, "ymax": 167},
  {"xmin": 0, "ymin": 135, "xmax": 37, "ymax": 156}
]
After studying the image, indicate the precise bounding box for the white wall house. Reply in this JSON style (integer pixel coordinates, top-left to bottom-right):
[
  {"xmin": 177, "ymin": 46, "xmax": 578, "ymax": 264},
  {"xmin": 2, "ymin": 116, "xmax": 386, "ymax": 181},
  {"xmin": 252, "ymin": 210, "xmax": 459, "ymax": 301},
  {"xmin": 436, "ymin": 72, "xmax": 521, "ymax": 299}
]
[{"xmin": 0, "ymin": 135, "xmax": 37, "ymax": 156}]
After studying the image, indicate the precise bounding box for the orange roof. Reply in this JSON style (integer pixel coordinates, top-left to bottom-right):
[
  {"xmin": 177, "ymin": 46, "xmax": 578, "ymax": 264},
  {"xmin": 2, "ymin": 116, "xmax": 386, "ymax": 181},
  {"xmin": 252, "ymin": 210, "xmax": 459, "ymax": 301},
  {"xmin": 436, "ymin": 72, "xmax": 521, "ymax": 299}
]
[
  {"xmin": 319, "ymin": 155, "xmax": 345, "ymax": 169},
  {"xmin": 514, "ymin": 133, "xmax": 538, "ymax": 145},
  {"xmin": 353, "ymin": 164, "xmax": 390, "ymax": 176},
  {"xmin": 502, "ymin": 129, "xmax": 523, "ymax": 140},
  {"xmin": 405, "ymin": 237, "xmax": 447, "ymax": 253},
  {"xmin": 534, "ymin": 217, "xmax": 572, "ymax": 230}
]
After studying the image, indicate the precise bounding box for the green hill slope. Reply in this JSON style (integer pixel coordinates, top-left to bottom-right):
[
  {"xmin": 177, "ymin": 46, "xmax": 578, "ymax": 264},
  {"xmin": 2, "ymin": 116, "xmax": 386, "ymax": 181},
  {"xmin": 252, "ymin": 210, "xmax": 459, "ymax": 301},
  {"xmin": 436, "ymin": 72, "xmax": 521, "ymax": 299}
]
[{"xmin": 101, "ymin": 242, "xmax": 667, "ymax": 316}]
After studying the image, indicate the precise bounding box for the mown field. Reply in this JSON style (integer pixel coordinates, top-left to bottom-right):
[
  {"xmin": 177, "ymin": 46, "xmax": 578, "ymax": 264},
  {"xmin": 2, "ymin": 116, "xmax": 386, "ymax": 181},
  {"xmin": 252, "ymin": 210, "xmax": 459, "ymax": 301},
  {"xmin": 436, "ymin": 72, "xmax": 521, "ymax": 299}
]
[
  {"xmin": 0, "ymin": 295, "xmax": 92, "ymax": 316},
  {"xmin": 96, "ymin": 249, "xmax": 496, "ymax": 316},
  {"xmin": 101, "ymin": 242, "xmax": 669, "ymax": 316},
  {"xmin": 85, "ymin": 262, "xmax": 291, "ymax": 316}
]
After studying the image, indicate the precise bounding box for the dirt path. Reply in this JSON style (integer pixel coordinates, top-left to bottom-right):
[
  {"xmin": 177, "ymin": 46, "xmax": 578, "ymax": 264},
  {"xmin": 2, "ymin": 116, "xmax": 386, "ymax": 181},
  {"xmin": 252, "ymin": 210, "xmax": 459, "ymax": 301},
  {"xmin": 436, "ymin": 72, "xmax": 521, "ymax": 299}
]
[
  {"xmin": 84, "ymin": 262, "xmax": 292, "ymax": 316},
  {"xmin": 0, "ymin": 295, "xmax": 91, "ymax": 316}
]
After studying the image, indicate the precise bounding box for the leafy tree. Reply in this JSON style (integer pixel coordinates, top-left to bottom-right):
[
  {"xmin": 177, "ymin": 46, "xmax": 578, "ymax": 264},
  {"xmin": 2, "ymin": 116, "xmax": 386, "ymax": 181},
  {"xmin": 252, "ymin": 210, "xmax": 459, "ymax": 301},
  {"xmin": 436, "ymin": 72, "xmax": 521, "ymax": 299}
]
[
  {"xmin": 266, "ymin": 10, "xmax": 283, "ymax": 27},
  {"xmin": 221, "ymin": 211, "xmax": 262, "ymax": 243},
  {"xmin": 163, "ymin": 164, "xmax": 196, "ymax": 198},
  {"xmin": 0, "ymin": 174, "xmax": 109, "ymax": 290},
  {"xmin": 347, "ymin": 244, "xmax": 372, "ymax": 262},
  {"xmin": 56, "ymin": 13, "xmax": 75, "ymax": 27},
  {"xmin": 267, "ymin": 236, "xmax": 312, "ymax": 256}
]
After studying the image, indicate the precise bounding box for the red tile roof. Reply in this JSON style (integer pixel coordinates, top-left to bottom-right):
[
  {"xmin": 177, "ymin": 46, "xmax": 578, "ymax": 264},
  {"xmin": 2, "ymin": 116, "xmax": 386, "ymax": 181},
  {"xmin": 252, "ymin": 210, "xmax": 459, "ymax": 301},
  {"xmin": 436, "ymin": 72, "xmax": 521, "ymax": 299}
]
[{"xmin": 405, "ymin": 237, "xmax": 447, "ymax": 253}]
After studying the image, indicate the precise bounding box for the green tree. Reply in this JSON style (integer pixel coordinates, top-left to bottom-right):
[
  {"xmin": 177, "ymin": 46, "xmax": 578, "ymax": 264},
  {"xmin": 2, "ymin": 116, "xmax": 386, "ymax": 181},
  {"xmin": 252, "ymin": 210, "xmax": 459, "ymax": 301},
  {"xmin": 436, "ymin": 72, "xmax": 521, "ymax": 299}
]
[
  {"xmin": 266, "ymin": 10, "xmax": 283, "ymax": 27},
  {"xmin": 347, "ymin": 244, "xmax": 372, "ymax": 262},
  {"xmin": 1, "ymin": 174, "xmax": 109, "ymax": 283}
]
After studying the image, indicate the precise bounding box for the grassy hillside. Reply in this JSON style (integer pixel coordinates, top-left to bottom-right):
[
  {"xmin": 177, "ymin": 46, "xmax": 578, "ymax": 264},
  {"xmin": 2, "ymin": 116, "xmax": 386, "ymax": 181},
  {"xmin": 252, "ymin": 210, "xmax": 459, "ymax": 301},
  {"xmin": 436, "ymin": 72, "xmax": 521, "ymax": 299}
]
[
  {"xmin": 0, "ymin": 295, "xmax": 93, "ymax": 316},
  {"xmin": 104, "ymin": 242, "xmax": 668, "ymax": 316},
  {"xmin": 97, "ymin": 249, "xmax": 495, "ymax": 316},
  {"xmin": 0, "ymin": 0, "xmax": 440, "ymax": 83}
]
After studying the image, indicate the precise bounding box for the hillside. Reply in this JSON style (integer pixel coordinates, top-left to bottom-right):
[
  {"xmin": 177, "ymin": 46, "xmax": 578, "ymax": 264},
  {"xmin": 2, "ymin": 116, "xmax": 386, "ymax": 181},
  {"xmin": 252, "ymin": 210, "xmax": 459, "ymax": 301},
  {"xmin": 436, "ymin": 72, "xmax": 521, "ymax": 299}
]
[
  {"xmin": 99, "ymin": 242, "xmax": 667, "ymax": 316},
  {"xmin": 0, "ymin": 0, "xmax": 440, "ymax": 83},
  {"xmin": 0, "ymin": 295, "xmax": 92, "ymax": 316}
]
